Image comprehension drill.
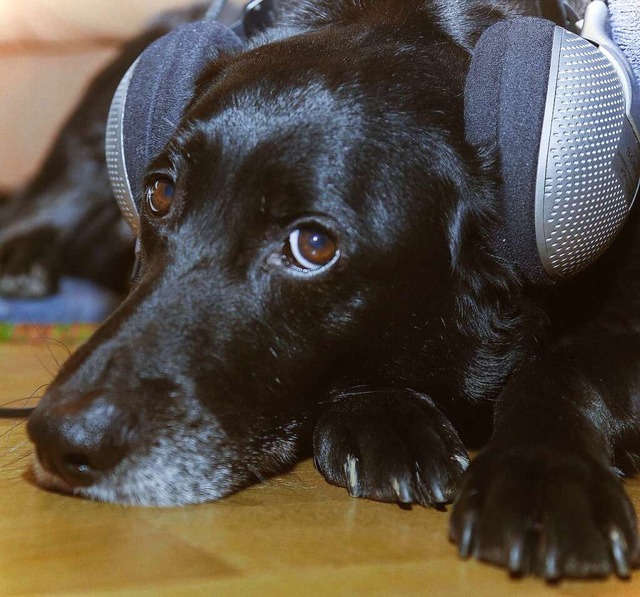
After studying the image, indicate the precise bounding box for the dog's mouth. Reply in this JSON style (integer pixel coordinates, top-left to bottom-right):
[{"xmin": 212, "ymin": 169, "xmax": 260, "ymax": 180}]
[
  {"xmin": 27, "ymin": 386, "xmax": 304, "ymax": 506},
  {"xmin": 27, "ymin": 394, "xmax": 242, "ymax": 506},
  {"xmin": 30, "ymin": 449, "xmax": 237, "ymax": 507},
  {"xmin": 31, "ymin": 457, "xmax": 78, "ymax": 498}
]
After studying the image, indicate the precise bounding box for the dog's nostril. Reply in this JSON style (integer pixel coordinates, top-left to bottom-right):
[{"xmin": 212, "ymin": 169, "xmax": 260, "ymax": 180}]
[
  {"xmin": 29, "ymin": 391, "xmax": 136, "ymax": 487},
  {"xmin": 53, "ymin": 452, "xmax": 100, "ymax": 487},
  {"xmin": 63, "ymin": 453, "xmax": 94, "ymax": 474}
]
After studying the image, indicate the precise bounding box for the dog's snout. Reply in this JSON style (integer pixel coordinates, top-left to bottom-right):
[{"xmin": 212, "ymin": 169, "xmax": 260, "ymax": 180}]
[{"xmin": 28, "ymin": 391, "xmax": 136, "ymax": 487}]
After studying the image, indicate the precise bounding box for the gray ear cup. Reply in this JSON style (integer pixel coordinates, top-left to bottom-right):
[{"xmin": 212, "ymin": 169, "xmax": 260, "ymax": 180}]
[
  {"xmin": 535, "ymin": 25, "xmax": 640, "ymax": 279},
  {"xmin": 465, "ymin": 10, "xmax": 640, "ymax": 283},
  {"xmin": 105, "ymin": 21, "xmax": 243, "ymax": 236},
  {"xmin": 106, "ymin": 58, "xmax": 141, "ymax": 235}
]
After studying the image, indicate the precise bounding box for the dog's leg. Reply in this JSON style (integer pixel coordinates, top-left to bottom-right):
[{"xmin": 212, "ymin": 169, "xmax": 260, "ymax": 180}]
[
  {"xmin": 449, "ymin": 325, "xmax": 640, "ymax": 579},
  {"xmin": 313, "ymin": 389, "xmax": 469, "ymax": 507}
]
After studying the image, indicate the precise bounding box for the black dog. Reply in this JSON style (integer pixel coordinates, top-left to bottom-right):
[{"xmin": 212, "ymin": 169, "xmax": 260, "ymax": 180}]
[{"xmin": 22, "ymin": 0, "xmax": 640, "ymax": 580}]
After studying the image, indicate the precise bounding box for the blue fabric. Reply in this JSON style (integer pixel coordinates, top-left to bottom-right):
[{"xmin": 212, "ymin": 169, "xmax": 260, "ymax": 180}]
[{"xmin": 0, "ymin": 278, "xmax": 121, "ymax": 324}]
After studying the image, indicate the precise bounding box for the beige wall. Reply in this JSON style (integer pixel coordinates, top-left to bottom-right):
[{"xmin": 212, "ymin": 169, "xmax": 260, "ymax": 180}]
[
  {"xmin": 0, "ymin": 49, "xmax": 115, "ymax": 188},
  {"xmin": 0, "ymin": 0, "xmax": 201, "ymax": 189},
  {"xmin": 0, "ymin": 0, "xmax": 200, "ymax": 44}
]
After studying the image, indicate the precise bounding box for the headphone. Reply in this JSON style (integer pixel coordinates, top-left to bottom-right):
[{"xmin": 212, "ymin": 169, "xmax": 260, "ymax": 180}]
[
  {"xmin": 466, "ymin": 0, "xmax": 640, "ymax": 282},
  {"xmin": 106, "ymin": 0, "xmax": 640, "ymax": 285}
]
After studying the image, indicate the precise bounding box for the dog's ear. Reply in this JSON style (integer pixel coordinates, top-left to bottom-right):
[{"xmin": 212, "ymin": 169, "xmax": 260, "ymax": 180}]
[{"xmin": 429, "ymin": 0, "xmax": 541, "ymax": 52}]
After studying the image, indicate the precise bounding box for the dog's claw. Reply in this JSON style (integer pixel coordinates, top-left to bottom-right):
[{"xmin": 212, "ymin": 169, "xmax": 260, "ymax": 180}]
[
  {"xmin": 344, "ymin": 455, "xmax": 361, "ymax": 497},
  {"xmin": 313, "ymin": 391, "xmax": 467, "ymax": 509},
  {"xmin": 458, "ymin": 512, "xmax": 476, "ymax": 558},
  {"xmin": 508, "ymin": 541, "xmax": 525, "ymax": 576},
  {"xmin": 450, "ymin": 446, "xmax": 640, "ymax": 579},
  {"xmin": 430, "ymin": 481, "xmax": 446, "ymax": 504},
  {"xmin": 609, "ymin": 528, "xmax": 630, "ymax": 578},
  {"xmin": 543, "ymin": 545, "xmax": 560, "ymax": 581},
  {"xmin": 391, "ymin": 477, "xmax": 413, "ymax": 504}
]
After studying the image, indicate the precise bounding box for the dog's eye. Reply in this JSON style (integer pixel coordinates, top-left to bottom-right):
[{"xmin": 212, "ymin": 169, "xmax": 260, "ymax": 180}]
[
  {"xmin": 288, "ymin": 227, "xmax": 339, "ymax": 272},
  {"xmin": 146, "ymin": 179, "xmax": 175, "ymax": 217}
]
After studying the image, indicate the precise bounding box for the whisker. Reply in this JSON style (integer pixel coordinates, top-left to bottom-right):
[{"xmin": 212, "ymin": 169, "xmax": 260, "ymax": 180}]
[
  {"xmin": 0, "ymin": 383, "xmax": 47, "ymax": 419},
  {"xmin": 22, "ymin": 323, "xmax": 60, "ymax": 376},
  {"xmin": 26, "ymin": 383, "xmax": 49, "ymax": 403},
  {"xmin": 40, "ymin": 336, "xmax": 71, "ymax": 357},
  {"xmin": 0, "ymin": 384, "xmax": 47, "ymax": 440},
  {"xmin": 30, "ymin": 323, "xmax": 62, "ymax": 370},
  {"xmin": 35, "ymin": 327, "xmax": 73, "ymax": 371},
  {"xmin": 43, "ymin": 340, "xmax": 61, "ymax": 371},
  {"xmin": 1, "ymin": 450, "xmax": 34, "ymax": 470},
  {"xmin": 0, "ymin": 390, "xmax": 46, "ymax": 408},
  {"xmin": 0, "ymin": 419, "xmax": 26, "ymax": 441},
  {"xmin": 1, "ymin": 441, "xmax": 32, "ymax": 460},
  {"xmin": 248, "ymin": 465, "xmax": 267, "ymax": 483},
  {"xmin": 34, "ymin": 353, "xmax": 56, "ymax": 380}
]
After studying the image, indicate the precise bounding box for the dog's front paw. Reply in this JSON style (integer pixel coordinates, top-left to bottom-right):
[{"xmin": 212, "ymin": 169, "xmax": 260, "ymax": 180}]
[
  {"xmin": 0, "ymin": 224, "xmax": 61, "ymax": 297},
  {"xmin": 313, "ymin": 390, "xmax": 469, "ymax": 507},
  {"xmin": 450, "ymin": 446, "xmax": 640, "ymax": 579}
]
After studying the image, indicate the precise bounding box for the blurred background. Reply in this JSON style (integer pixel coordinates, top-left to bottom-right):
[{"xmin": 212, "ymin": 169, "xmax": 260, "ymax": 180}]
[
  {"xmin": 0, "ymin": 1, "xmax": 249, "ymax": 329},
  {"xmin": 0, "ymin": 0, "xmax": 198, "ymax": 191}
]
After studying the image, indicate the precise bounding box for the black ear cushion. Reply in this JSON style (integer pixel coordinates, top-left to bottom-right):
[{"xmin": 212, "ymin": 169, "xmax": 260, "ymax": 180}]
[
  {"xmin": 465, "ymin": 17, "xmax": 556, "ymax": 284},
  {"xmin": 123, "ymin": 21, "xmax": 243, "ymax": 207}
]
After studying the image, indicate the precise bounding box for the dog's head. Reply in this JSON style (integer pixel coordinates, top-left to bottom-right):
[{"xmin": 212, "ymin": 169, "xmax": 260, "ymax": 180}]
[{"xmin": 27, "ymin": 2, "xmax": 537, "ymax": 505}]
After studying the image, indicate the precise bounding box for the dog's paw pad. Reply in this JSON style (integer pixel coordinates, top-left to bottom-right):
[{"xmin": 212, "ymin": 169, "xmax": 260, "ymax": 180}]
[
  {"xmin": 313, "ymin": 391, "xmax": 468, "ymax": 508},
  {"xmin": 449, "ymin": 446, "xmax": 640, "ymax": 579}
]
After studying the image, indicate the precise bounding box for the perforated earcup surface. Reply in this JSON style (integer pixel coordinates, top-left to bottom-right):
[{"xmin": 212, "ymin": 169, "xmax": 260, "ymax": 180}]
[
  {"xmin": 106, "ymin": 21, "xmax": 243, "ymax": 234},
  {"xmin": 535, "ymin": 28, "xmax": 639, "ymax": 279},
  {"xmin": 465, "ymin": 16, "xmax": 640, "ymax": 283}
]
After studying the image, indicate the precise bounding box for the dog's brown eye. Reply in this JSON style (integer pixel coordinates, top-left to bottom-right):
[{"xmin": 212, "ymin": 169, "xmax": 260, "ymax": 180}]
[
  {"xmin": 288, "ymin": 227, "xmax": 339, "ymax": 272},
  {"xmin": 146, "ymin": 179, "xmax": 175, "ymax": 217}
]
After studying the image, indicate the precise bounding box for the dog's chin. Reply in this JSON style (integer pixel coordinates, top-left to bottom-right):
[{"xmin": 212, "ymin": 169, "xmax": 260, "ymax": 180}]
[
  {"xmin": 29, "ymin": 414, "xmax": 302, "ymax": 506},
  {"xmin": 30, "ymin": 453, "xmax": 236, "ymax": 507}
]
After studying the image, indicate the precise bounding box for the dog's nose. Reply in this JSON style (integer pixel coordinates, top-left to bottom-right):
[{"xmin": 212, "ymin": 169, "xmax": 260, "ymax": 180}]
[{"xmin": 27, "ymin": 391, "xmax": 136, "ymax": 487}]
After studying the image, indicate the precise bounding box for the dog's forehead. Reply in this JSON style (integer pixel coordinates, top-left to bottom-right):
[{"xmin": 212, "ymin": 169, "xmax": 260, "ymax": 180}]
[
  {"xmin": 183, "ymin": 76, "xmax": 362, "ymax": 158},
  {"xmin": 168, "ymin": 76, "xmax": 366, "ymax": 203},
  {"xmin": 160, "ymin": 28, "xmax": 468, "ymax": 229},
  {"xmin": 185, "ymin": 21, "xmax": 460, "ymax": 135}
]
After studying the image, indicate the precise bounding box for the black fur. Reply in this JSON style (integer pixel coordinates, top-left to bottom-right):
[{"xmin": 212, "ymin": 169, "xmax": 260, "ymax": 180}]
[{"xmin": 21, "ymin": 0, "xmax": 640, "ymax": 580}]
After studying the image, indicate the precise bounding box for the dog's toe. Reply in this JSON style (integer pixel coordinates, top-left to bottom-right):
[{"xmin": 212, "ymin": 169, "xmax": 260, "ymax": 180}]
[
  {"xmin": 449, "ymin": 445, "xmax": 640, "ymax": 579},
  {"xmin": 313, "ymin": 389, "xmax": 468, "ymax": 508}
]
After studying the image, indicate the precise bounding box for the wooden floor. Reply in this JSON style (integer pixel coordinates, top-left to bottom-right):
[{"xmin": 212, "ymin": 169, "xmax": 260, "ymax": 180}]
[{"xmin": 1, "ymin": 341, "xmax": 640, "ymax": 596}]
